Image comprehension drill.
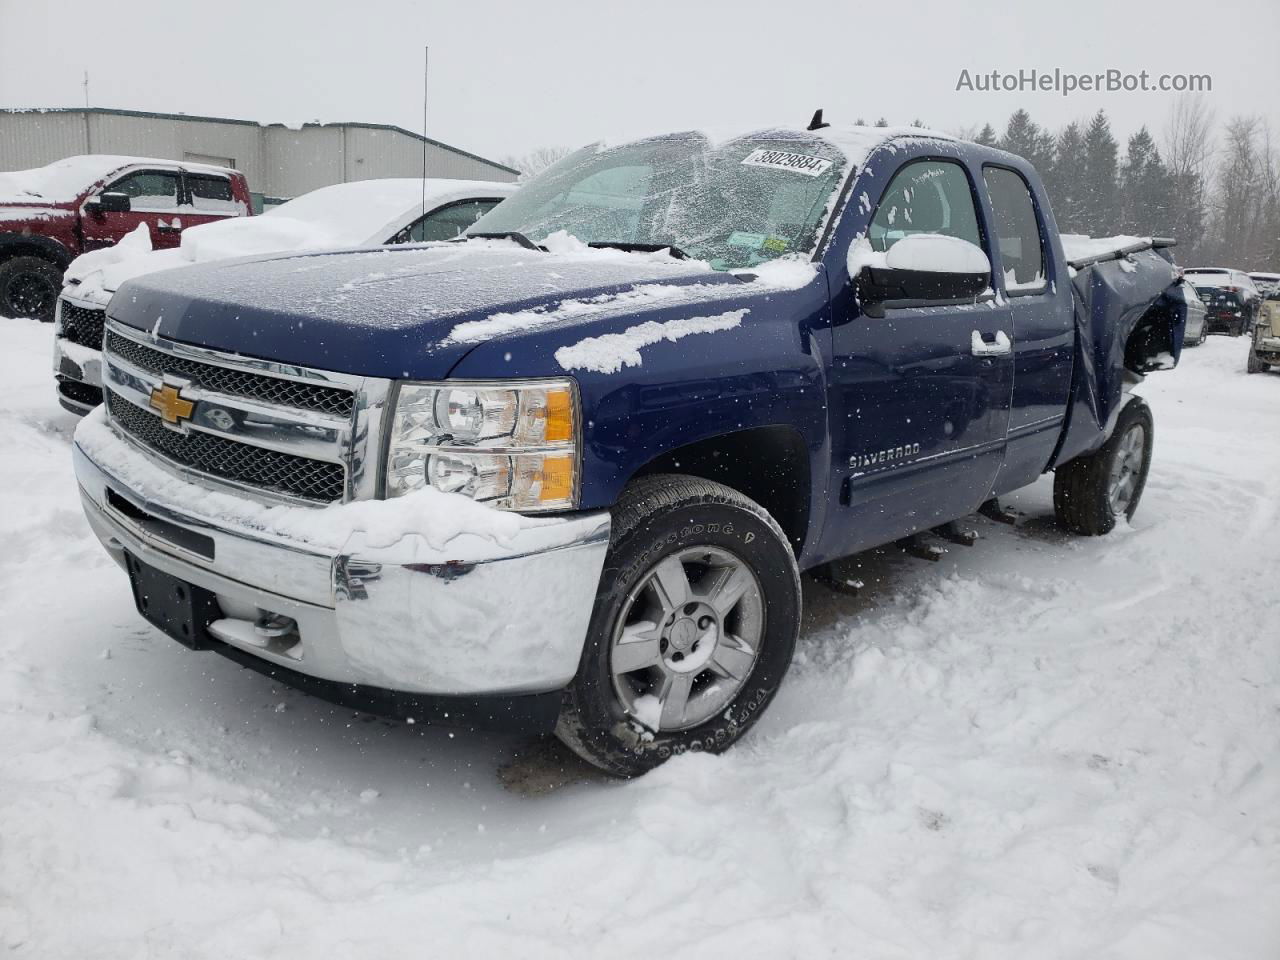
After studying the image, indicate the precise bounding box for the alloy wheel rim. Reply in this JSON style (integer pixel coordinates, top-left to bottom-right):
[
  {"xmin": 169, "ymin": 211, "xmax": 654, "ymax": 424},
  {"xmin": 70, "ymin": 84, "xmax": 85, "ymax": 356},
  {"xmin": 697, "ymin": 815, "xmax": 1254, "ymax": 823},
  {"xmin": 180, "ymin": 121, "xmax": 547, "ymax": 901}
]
[
  {"xmin": 610, "ymin": 545, "xmax": 764, "ymax": 733},
  {"xmin": 11, "ymin": 274, "xmax": 56, "ymax": 317},
  {"xmin": 1108, "ymin": 424, "xmax": 1146, "ymax": 516}
]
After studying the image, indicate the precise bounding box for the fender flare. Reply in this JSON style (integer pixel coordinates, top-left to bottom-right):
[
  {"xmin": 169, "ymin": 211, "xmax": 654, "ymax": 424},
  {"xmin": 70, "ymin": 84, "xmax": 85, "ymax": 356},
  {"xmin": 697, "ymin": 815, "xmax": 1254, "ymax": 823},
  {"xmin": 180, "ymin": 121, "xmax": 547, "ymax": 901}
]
[{"xmin": 0, "ymin": 232, "xmax": 74, "ymax": 269}]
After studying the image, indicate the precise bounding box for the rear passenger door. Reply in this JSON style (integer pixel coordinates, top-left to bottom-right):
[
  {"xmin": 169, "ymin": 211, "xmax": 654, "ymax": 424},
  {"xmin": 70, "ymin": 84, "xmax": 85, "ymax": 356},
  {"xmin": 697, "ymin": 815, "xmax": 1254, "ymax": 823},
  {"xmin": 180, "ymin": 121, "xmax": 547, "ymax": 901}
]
[
  {"xmin": 180, "ymin": 172, "xmax": 244, "ymax": 234},
  {"xmin": 981, "ymin": 165, "xmax": 1073, "ymax": 493},
  {"xmin": 828, "ymin": 157, "xmax": 1014, "ymax": 551}
]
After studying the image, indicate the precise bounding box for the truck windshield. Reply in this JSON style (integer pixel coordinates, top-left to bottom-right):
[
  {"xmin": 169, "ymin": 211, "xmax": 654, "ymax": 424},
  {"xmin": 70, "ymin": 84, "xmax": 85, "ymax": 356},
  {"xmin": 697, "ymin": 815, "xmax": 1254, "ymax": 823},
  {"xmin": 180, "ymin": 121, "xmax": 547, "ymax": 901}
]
[{"xmin": 466, "ymin": 132, "xmax": 848, "ymax": 271}]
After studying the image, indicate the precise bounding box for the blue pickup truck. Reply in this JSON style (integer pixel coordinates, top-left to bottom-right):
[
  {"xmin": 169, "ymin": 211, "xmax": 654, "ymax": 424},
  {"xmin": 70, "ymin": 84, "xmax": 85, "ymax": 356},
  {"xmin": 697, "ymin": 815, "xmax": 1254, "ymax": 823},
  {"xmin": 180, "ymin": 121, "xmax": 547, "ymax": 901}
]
[{"xmin": 73, "ymin": 122, "xmax": 1186, "ymax": 776}]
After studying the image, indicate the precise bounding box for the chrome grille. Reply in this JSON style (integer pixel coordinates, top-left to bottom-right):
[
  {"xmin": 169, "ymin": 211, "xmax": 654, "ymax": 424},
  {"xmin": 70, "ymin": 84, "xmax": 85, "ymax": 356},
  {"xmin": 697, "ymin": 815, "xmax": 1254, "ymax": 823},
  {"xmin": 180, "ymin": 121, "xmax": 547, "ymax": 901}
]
[
  {"xmin": 61, "ymin": 302, "xmax": 106, "ymax": 348},
  {"xmin": 104, "ymin": 330, "xmax": 354, "ymax": 417},
  {"xmin": 106, "ymin": 391, "xmax": 346, "ymax": 502}
]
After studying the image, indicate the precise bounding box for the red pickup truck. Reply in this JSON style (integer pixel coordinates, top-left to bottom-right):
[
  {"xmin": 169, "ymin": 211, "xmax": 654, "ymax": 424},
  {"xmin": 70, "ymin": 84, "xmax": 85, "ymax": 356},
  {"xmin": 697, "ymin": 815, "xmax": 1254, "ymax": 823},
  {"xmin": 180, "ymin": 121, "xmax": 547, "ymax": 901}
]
[{"xmin": 0, "ymin": 155, "xmax": 252, "ymax": 320}]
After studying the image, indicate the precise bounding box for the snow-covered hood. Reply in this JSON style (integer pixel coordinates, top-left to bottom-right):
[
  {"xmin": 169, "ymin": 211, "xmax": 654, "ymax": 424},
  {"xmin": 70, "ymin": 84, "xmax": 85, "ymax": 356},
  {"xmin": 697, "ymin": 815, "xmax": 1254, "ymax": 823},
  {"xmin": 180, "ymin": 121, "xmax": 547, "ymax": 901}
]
[{"xmin": 105, "ymin": 241, "xmax": 780, "ymax": 380}]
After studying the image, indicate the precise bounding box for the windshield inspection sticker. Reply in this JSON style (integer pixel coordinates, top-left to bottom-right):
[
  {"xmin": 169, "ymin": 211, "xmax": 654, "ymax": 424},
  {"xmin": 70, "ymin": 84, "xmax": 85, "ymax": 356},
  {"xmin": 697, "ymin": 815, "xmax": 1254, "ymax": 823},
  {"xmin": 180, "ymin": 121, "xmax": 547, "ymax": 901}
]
[{"xmin": 741, "ymin": 148, "xmax": 834, "ymax": 177}]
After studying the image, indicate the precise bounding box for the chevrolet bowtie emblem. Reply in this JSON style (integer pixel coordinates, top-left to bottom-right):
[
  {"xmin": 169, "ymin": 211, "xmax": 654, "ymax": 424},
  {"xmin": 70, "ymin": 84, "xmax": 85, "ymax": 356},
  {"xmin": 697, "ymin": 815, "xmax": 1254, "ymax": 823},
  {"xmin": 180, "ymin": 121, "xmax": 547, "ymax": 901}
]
[{"xmin": 148, "ymin": 383, "xmax": 194, "ymax": 425}]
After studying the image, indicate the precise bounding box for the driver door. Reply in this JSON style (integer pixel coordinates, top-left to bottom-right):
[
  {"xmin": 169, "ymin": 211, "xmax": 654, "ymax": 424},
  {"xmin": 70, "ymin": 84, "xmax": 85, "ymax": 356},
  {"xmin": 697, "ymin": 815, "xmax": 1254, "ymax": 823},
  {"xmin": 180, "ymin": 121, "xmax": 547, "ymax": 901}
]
[
  {"xmin": 827, "ymin": 158, "xmax": 1014, "ymax": 552},
  {"xmin": 81, "ymin": 169, "xmax": 183, "ymax": 251}
]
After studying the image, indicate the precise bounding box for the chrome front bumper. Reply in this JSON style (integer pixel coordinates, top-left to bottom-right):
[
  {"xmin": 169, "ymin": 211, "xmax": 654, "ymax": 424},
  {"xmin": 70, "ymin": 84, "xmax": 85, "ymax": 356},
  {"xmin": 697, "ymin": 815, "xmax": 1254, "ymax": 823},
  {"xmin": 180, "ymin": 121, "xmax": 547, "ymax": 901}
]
[{"xmin": 74, "ymin": 424, "xmax": 611, "ymax": 699}]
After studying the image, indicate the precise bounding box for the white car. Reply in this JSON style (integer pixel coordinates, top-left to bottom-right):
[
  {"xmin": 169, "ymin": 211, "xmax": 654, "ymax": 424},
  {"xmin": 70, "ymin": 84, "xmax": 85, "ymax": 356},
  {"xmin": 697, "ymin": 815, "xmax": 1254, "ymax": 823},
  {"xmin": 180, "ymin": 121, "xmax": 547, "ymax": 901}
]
[{"xmin": 52, "ymin": 177, "xmax": 515, "ymax": 414}]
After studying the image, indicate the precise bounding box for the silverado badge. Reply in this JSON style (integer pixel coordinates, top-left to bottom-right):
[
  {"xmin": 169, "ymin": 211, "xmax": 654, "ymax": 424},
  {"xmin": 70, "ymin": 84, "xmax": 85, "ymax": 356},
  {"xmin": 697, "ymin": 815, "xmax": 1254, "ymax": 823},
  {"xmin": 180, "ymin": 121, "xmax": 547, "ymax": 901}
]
[{"xmin": 148, "ymin": 383, "xmax": 194, "ymax": 426}]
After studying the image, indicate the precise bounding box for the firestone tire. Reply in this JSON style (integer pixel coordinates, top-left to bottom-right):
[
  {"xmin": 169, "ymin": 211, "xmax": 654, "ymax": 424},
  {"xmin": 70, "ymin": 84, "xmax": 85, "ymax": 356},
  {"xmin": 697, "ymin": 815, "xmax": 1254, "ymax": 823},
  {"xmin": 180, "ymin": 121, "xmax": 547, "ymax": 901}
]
[
  {"xmin": 556, "ymin": 474, "xmax": 801, "ymax": 778},
  {"xmin": 0, "ymin": 256, "xmax": 63, "ymax": 322},
  {"xmin": 1053, "ymin": 397, "xmax": 1155, "ymax": 536}
]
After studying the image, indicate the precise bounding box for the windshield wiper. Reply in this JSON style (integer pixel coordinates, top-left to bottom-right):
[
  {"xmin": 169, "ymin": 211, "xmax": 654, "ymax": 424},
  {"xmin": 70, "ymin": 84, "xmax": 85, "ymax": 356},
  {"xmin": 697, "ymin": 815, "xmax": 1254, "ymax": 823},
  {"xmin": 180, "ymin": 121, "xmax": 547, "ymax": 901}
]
[
  {"xmin": 465, "ymin": 231, "xmax": 545, "ymax": 251},
  {"xmin": 587, "ymin": 241, "xmax": 690, "ymax": 260}
]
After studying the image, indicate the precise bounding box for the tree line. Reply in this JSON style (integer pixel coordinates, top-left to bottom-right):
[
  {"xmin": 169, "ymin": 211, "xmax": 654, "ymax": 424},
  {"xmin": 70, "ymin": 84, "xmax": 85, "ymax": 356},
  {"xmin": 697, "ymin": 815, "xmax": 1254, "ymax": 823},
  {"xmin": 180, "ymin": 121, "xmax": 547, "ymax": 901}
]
[{"xmin": 952, "ymin": 98, "xmax": 1278, "ymax": 270}]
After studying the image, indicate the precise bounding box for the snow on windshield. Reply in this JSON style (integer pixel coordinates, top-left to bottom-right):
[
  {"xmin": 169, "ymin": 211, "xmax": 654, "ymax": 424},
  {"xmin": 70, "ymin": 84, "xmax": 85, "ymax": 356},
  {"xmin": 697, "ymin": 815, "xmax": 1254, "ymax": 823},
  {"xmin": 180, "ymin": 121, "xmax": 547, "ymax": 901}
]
[{"xmin": 467, "ymin": 131, "xmax": 848, "ymax": 272}]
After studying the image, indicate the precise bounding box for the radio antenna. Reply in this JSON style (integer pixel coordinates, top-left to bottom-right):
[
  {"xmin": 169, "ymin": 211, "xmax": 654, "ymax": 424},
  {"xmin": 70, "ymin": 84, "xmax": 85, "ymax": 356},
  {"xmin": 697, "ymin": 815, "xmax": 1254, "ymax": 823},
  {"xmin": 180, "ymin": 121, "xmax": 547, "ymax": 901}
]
[{"xmin": 427, "ymin": 46, "xmax": 437, "ymax": 217}]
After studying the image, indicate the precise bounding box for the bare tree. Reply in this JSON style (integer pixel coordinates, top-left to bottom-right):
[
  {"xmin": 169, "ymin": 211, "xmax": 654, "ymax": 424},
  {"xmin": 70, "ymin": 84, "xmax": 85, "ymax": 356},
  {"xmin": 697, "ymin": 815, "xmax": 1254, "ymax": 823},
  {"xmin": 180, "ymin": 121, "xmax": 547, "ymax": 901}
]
[
  {"xmin": 1161, "ymin": 95, "xmax": 1216, "ymax": 262},
  {"xmin": 501, "ymin": 146, "xmax": 573, "ymax": 181},
  {"xmin": 1163, "ymin": 94, "xmax": 1215, "ymax": 182}
]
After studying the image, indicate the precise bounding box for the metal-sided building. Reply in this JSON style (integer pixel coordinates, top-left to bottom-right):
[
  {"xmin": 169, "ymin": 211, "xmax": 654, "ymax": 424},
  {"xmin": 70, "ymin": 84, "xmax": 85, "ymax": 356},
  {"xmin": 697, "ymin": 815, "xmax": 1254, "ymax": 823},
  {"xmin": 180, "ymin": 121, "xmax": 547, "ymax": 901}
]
[{"xmin": 0, "ymin": 107, "xmax": 519, "ymax": 209}]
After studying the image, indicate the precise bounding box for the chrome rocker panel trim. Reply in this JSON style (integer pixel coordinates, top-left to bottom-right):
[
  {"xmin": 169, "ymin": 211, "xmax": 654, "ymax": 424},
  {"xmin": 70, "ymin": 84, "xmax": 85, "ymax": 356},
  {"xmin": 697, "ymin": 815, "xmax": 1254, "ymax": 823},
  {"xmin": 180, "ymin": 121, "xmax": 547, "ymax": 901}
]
[{"xmin": 74, "ymin": 432, "xmax": 612, "ymax": 698}]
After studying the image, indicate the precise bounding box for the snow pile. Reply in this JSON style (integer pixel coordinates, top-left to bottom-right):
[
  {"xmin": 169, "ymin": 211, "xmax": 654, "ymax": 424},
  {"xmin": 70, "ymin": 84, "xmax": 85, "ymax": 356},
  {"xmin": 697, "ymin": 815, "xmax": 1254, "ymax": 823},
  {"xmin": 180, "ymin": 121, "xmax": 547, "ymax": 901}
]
[
  {"xmin": 735, "ymin": 253, "xmax": 818, "ymax": 289},
  {"xmin": 62, "ymin": 222, "xmax": 155, "ymax": 288},
  {"xmin": 554, "ymin": 309, "xmax": 747, "ymax": 374},
  {"xmin": 1, "ymin": 321, "xmax": 1279, "ymax": 958}
]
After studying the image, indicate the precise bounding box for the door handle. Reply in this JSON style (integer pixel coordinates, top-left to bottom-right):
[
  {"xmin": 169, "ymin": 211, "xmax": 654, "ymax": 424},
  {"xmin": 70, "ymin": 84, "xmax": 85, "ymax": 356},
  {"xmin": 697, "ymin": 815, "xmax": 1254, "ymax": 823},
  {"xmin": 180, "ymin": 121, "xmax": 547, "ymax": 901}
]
[{"xmin": 971, "ymin": 329, "xmax": 1012, "ymax": 358}]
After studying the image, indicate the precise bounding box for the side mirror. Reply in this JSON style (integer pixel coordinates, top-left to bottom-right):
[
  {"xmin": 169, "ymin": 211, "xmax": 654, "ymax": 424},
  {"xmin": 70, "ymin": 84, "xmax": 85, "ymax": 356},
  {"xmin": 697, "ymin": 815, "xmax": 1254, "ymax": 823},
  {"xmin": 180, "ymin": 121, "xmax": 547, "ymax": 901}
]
[
  {"xmin": 854, "ymin": 233, "xmax": 991, "ymax": 305},
  {"xmin": 87, "ymin": 192, "xmax": 132, "ymax": 215}
]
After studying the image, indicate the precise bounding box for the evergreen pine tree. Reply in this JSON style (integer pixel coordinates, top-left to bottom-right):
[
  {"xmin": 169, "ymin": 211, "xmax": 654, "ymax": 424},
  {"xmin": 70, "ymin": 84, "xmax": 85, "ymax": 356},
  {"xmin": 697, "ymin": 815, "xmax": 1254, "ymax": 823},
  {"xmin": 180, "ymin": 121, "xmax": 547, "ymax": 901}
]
[
  {"xmin": 1081, "ymin": 110, "xmax": 1120, "ymax": 235},
  {"xmin": 1046, "ymin": 122, "xmax": 1088, "ymax": 234},
  {"xmin": 974, "ymin": 123, "xmax": 999, "ymax": 147},
  {"xmin": 999, "ymin": 109, "xmax": 1055, "ymax": 172},
  {"xmin": 1119, "ymin": 127, "xmax": 1174, "ymax": 237}
]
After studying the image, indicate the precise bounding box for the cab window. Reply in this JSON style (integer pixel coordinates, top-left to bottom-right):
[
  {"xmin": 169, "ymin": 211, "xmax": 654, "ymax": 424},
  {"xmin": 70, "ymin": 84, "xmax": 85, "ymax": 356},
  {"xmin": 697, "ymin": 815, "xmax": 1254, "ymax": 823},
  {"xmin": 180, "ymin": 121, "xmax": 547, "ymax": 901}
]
[
  {"xmin": 395, "ymin": 199, "xmax": 502, "ymax": 243},
  {"xmin": 983, "ymin": 166, "xmax": 1047, "ymax": 293},
  {"xmin": 103, "ymin": 171, "xmax": 180, "ymax": 211},
  {"xmin": 186, "ymin": 174, "xmax": 237, "ymax": 213},
  {"xmin": 868, "ymin": 160, "xmax": 982, "ymax": 253}
]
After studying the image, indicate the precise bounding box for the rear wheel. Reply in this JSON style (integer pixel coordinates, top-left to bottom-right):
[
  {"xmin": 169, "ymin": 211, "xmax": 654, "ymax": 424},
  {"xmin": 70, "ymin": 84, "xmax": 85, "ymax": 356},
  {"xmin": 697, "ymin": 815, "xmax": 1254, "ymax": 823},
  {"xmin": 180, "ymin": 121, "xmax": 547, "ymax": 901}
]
[
  {"xmin": 1247, "ymin": 350, "xmax": 1268, "ymax": 374},
  {"xmin": 556, "ymin": 474, "xmax": 800, "ymax": 777},
  {"xmin": 0, "ymin": 256, "xmax": 62, "ymax": 322},
  {"xmin": 1053, "ymin": 398, "xmax": 1154, "ymax": 536}
]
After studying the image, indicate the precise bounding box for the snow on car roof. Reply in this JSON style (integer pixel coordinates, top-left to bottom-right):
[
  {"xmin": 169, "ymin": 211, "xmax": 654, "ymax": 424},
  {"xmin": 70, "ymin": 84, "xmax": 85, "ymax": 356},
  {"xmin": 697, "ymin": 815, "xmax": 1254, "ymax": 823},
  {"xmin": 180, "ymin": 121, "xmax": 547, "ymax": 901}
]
[
  {"xmin": 0, "ymin": 154, "xmax": 236, "ymax": 204},
  {"xmin": 1184, "ymin": 267, "xmax": 1256, "ymax": 290},
  {"xmin": 263, "ymin": 177, "xmax": 515, "ymax": 241},
  {"xmin": 178, "ymin": 178, "xmax": 516, "ymax": 265}
]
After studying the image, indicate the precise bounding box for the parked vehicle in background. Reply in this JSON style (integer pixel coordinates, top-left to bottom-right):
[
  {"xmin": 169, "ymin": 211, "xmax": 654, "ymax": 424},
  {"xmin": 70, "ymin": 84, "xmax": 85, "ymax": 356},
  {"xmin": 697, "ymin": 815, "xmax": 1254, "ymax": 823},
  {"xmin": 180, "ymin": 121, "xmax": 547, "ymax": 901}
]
[
  {"xmin": 52, "ymin": 178, "xmax": 515, "ymax": 414},
  {"xmin": 1248, "ymin": 287, "xmax": 1280, "ymax": 373},
  {"xmin": 1248, "ymin": 272, "xmax": 1280, "ymax": 297},
  {"xmin": 1184, "ymin": 267, "xmax": 1261, "ymax": 337},
  {"xmin": 72, "ymin": 123, "xmax": 1188, "ymax": 777},
  {"xmin": 1178, "ymin": 280, "xmax": 1208, "ymax": 345},
  {"xmin": 0, "ymin": 155, "xmax": 251, "ymax": 321}
]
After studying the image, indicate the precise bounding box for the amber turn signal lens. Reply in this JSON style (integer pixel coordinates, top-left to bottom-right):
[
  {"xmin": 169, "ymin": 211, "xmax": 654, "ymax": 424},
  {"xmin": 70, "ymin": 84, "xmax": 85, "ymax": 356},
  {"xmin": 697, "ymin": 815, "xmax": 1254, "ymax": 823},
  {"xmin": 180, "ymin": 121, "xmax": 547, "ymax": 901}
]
[
  {"xmin": 543, "ymin": 388, "xmax": 574, "ymax": 444},
  {"xmin": 537, "ymin": 453, "xmax": 575, "ymax": 504}
]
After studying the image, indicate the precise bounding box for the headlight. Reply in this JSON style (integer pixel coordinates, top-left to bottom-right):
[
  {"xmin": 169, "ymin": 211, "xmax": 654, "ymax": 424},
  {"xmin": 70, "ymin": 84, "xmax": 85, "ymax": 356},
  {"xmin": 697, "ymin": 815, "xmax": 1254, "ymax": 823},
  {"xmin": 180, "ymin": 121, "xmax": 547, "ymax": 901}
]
[{"xmin": 384, "ymin": 379, "xmax": 579, "ymax": 512}]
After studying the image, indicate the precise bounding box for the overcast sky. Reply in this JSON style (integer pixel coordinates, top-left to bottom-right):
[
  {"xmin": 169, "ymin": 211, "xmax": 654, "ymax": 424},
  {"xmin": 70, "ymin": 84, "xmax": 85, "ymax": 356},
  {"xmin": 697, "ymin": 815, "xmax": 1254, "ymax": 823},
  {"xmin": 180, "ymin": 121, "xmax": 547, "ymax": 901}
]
[{"xmin": 2, "ymin": 0, "xmax": 1278, "ymax": 165}]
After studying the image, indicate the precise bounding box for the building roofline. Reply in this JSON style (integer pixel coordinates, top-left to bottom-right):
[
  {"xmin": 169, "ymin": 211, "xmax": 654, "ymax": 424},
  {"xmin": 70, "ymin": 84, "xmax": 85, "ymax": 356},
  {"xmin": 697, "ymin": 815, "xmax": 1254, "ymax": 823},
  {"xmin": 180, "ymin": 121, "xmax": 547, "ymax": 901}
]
[{"xmin": 0, "ymin": 106, "xmax": 521, "ymax": 175}]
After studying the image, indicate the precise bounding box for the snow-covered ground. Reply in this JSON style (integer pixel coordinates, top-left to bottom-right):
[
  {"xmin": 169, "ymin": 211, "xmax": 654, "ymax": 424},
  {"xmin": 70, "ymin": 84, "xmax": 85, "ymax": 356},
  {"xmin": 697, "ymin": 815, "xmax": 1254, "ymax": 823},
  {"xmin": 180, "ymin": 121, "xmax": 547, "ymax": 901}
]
[{"xmin": 2, "ymin": 319, "xmax": 1277, "ymax": 959}]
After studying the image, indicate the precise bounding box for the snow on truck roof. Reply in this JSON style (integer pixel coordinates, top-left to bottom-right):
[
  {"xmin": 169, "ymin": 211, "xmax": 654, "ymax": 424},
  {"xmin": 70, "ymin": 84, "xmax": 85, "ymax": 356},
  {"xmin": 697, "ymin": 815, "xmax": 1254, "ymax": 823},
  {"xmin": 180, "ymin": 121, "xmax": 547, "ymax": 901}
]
[
  {"xmin": 606, "ymin": 122, "xmax": 958, "ymax": 170},
  {"xmin": 0, "ymin": 154, "xmax": 237, "ymax": 204}
]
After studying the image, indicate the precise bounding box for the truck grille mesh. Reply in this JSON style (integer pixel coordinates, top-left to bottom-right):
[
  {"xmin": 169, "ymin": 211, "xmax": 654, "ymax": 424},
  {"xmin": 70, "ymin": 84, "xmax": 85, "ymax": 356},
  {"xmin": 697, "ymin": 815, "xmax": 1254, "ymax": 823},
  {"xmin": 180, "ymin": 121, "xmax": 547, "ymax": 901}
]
[
  {"xmin": 61, "ymin": 302, "xmax": 106, "ymax": 348},
  {"xmin": 106, "ymin": 391, "xmax": 346, "ymax": 502},
  {"xmin": 105, "ymin": 330, "xmax": 355, "ymax": 418}
]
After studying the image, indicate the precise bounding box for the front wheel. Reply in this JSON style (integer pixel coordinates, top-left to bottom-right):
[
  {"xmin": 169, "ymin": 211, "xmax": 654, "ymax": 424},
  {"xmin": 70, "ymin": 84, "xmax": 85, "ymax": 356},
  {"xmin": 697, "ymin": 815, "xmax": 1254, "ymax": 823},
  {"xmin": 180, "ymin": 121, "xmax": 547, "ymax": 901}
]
[
  {"xmin": 1053, "ymin": 398, "xmax": 1154, "ymax": 536},
  {"xmin": 556, "ymin": 474, "xmax": 800, "ymax": 777},
  {"xmin": 1247, "ymin": 350, "xmax": 1268, "ymax": 374}
]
